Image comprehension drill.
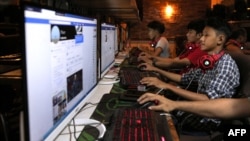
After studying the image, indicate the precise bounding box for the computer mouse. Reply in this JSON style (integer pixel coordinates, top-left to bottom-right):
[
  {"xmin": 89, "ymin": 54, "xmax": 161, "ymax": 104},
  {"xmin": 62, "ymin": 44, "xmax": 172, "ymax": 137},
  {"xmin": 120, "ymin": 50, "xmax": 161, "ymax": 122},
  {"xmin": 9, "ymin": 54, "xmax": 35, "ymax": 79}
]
[
  {"xmin": 139, "ymin": 101, "xmax": 156, "ymax": 109},
  {"xmin": 133, "ymin": 101, "xmax": 155, "ymax": 109},
  {"xmin": 138, "ymin": 65, "xmax": 146, "ymax": 71}
]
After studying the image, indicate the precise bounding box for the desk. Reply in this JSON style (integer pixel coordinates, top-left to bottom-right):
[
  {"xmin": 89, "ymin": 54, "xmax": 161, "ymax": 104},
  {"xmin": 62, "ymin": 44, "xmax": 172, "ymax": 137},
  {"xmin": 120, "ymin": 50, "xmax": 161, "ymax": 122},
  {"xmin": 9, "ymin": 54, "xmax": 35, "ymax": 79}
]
[
  {"xmin": 55, "ymin": 84, "xmax": 179, "ymax": 141},
  {"xmin": 55, "ymin": 83, "xmax": 113, "ymax": 141},
  {"xmin": 55, "ymin": 52, "xmax": 179, "ymax": 141}
]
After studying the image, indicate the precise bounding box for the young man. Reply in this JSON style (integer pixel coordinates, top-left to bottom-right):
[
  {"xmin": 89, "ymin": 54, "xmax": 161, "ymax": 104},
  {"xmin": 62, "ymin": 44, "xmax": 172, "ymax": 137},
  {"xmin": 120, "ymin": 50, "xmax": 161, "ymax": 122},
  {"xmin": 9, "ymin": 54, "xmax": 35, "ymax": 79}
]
[
  {"xmin": 138, "ymin": 17, "xmax": 240, "ymax": 132},
  {"xmin": 146, "ymin": 20, "xmax": 170, "ymax": 57},
  {"xmin": 138, "ymin": 19, "xmax": 207, "ymax": 74}
]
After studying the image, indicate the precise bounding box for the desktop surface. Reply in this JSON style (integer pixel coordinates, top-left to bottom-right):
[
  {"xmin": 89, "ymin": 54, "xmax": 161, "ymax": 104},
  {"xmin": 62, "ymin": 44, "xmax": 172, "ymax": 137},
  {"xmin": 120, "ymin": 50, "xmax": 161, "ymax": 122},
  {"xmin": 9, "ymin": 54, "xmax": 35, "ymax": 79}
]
[
  {"xmin": 54, "ymin": 51, "xmax": 179, "ymax": 141},
  {"xmin": 54, "ymin": 81, "xmax": 179, "ymax": 141},
  {"xmin": 76, "ymin": 93, "xmax": 179, "ymax": 141}
]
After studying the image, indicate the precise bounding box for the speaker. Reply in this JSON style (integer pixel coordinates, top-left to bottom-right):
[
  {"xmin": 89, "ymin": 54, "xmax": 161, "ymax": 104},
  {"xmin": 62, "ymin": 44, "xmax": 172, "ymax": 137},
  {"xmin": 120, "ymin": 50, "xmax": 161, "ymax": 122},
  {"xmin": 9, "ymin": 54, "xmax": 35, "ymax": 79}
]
[
  {"xmin": 198, "ymin": 50, "xmax": 225, "ymax": 70},
  {"xmin": 185, "ymin": 42, "xmax": 199, "ymax": 50},
  {"xmin": 179, "ymin": 42, "xmax": 200, "ymax": 58}
]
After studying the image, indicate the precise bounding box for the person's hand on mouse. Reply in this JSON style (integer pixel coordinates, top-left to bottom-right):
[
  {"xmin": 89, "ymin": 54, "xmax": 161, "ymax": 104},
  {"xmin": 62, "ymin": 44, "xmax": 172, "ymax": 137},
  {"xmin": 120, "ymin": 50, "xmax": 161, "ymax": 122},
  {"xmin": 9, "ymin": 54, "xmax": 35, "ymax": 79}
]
[
  {"xmin": 137, "ymin": 93, "xmax": 175, "ymax": 112},
  {"xmin": 137, "ymin": 52, "xmax": 153, "ymax": 64},
  {"xmin": 138, "ymin": 56, "xmax": 152, "ymax": 64}
]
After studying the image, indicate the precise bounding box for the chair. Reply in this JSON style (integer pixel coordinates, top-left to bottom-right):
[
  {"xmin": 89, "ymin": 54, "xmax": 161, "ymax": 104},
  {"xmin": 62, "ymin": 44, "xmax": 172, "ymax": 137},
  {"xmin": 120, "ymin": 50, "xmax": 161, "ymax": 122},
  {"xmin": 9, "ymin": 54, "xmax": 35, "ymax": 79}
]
[
  {"xmin": 227, "ymin": 51, "xmax": 250, "ymax": 98},
  {"xmin": 220, "ymin": 51, "xmax": 250, "ymax": 125}
]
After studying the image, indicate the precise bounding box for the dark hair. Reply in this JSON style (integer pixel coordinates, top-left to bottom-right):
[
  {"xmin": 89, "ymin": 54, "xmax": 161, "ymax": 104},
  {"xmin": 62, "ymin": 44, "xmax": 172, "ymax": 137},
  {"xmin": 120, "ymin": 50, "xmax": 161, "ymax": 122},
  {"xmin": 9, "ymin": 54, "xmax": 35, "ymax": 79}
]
[
  {"xmin": 230, "ymin": 27, "xmax": 247, "ymax": 39},
  {"xmin": 187, "ymin": 19, "xmax": 205, "ymax": 34},
  {"xmin": 205, "ymin": 17, "xmax": 232, "ymax": 40},
  {"xmin": 147, "ymin": 20, "xmax": 165, "ymax": 34}
]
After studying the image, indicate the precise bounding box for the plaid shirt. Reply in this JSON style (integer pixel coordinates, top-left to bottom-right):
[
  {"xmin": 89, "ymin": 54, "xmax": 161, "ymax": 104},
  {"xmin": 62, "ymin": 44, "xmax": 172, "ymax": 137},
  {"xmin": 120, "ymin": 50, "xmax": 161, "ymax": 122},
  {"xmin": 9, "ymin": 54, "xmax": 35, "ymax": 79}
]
[{"xmin": 179, "ymin": 53, "xmax": 240, "ymax": 125}]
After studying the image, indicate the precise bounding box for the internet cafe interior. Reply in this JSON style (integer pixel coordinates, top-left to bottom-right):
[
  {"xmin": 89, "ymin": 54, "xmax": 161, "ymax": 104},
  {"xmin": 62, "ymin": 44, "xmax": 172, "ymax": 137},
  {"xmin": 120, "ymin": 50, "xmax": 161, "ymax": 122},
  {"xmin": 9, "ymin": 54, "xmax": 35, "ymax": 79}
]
[{"xmin": 1, "ymin": 0, "xmax": 250, "ymax": 141}]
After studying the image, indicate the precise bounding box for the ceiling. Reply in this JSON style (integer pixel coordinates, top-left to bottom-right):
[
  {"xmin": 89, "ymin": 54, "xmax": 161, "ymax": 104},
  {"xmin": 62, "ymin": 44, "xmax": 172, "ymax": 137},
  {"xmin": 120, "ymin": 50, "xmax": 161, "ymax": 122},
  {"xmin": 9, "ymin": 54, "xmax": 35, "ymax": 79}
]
[{"xmin": 70, "ymin": 0, "xmax": 142, "ymax": 23}]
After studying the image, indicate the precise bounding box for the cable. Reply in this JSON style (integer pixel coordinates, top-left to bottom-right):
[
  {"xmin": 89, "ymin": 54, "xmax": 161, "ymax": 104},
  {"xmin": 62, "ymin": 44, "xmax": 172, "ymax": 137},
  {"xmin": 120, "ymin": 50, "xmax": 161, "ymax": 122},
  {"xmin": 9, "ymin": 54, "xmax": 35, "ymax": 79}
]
[
  {"xmin": 58, "ymin": 101, "xmax": 114, "ymax": 140},
  {"xmin": 184, "ymin": 74, "xmax": 195, "ymax": 90},
  {"xmin": 176, "ymin": 69, "xmax": 197, "ymax": 90},
  {"xmin": 156, "ymin": 88, "xmax": 164, "ymax": 94},
  {"xmin": 72, "ymin": 118, "xmax": 77, "ymax": 140},
  {"xmin": 68, "ymin": 118, "xmax": 106, "ymax": 140},
  {"xmin": 62, "ymin": 120, "xmax": 106, "ymax": 140},
  {"xmin": 67, "ymin": 122, "xmax": 72, "ymax": 141},
  {"xmin": 78, "ymin": 102, "xmax": 99, "ymax": 113}
]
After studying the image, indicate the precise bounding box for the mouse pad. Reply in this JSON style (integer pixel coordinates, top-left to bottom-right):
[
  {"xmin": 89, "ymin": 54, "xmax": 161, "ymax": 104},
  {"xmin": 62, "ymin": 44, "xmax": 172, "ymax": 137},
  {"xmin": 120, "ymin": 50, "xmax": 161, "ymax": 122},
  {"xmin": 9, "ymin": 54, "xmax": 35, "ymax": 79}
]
[
  {"xmin": 76, "ymin": 84, "xmax": 173, "ymax": 140},
  {"xmin": 77, "ymin": 93, "xmax": 134, "ymax": 141}
]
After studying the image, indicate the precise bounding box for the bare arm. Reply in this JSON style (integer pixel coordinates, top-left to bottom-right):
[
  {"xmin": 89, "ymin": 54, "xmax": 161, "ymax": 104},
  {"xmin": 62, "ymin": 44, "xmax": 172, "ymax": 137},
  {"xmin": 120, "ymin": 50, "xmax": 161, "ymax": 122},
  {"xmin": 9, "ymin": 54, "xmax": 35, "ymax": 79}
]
[
  {"xmin": 138, "ymin": 94, "xmax": 250, "ymax": 119},
  {"xmin": 154, "ymin": 47, "xmax": 163, "ymax": 56},
  {"xmin": 154, "ymin": 58, "xmax": 191, "ymax": 69},
  {"xmin": 140, "ymin": 77, "xmax": 209, "ymax": 101},
  {"xmin": 138, "ymin": 62, "xmax": 182, "ymax": 82},
  {"xmin": 173, "ymin": 98, "xmax": 250, "ymax": 119}
]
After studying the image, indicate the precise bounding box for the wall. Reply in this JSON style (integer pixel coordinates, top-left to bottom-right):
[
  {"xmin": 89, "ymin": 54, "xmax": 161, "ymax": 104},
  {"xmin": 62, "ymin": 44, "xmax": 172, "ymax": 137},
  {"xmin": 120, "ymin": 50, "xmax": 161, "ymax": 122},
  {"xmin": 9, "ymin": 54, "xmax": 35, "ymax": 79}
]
[{"xmin": 129, "ymin": 0, "xmax": 210, "ymax": 40}]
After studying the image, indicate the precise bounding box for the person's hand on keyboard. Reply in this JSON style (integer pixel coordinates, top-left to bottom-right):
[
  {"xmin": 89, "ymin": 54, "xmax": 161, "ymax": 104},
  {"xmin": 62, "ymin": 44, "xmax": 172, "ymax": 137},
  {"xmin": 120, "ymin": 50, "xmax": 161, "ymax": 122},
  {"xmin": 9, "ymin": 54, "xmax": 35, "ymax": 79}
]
[
  {"xmin": 137, "ymin": 92, "xmax": 175, "ymax": 113},
  {"xmin": 137, "ymin": 63, "xmax": 157, "ymax": 71},
  {"xmin": 140, "ymin": 76, "xmax": 166, "ymax": 88}
]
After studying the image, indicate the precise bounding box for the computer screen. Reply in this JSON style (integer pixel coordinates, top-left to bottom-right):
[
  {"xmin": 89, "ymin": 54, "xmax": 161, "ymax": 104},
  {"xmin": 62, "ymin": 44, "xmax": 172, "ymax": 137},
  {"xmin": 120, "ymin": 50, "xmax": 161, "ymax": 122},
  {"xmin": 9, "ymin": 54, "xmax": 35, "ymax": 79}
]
[
  {"xmin": 21, "ymin": 3, "xmax": 98, "ymax": 141},
  {"xmin": 100, "ymin": 23, "xmax": 116, "ymax": 78}
]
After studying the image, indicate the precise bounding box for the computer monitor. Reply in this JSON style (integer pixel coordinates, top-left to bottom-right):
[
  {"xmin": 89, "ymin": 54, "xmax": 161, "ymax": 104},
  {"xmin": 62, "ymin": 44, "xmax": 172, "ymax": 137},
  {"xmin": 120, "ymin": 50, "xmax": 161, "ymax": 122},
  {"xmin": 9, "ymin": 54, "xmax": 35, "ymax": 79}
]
[
  {"xmin": 114, "ymin": 26, "xmax": 119, "ymax": 55},
  {"xmin": 21, "ymin": 3, "xmax": 98, "ymax": 141},
  {"xmin": 100, "ymin": 23, "xmax": 116, "ymax": 78}
]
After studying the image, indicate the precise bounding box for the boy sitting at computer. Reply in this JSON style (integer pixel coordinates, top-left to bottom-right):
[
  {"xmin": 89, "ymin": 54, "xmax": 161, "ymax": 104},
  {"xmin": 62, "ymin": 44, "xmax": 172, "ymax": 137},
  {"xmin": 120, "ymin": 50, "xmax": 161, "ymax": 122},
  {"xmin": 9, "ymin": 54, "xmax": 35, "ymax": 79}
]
[
  {"xmin": 138, "ymin": 17, "xmax": 240, "ymax": 133},
  {"xmin": 137, "ymin": 19, "xmax": 207, "ymax": 74}
]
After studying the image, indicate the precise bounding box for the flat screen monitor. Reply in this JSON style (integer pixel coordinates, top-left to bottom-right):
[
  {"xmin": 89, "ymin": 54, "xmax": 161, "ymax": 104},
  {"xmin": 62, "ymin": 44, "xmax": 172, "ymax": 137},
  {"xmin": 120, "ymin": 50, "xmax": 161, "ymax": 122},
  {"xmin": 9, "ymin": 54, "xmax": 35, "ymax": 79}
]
[
  {"xmin": 100, "ymin": 23, "xmax": 116, "ymax": 78},
  {"xmin": 114, "ymin": 26, "xmax": 119, "ymax": 55},
  {"xmin": 21, "ymin": 3, "xmax": 98, "ymax": 141}
]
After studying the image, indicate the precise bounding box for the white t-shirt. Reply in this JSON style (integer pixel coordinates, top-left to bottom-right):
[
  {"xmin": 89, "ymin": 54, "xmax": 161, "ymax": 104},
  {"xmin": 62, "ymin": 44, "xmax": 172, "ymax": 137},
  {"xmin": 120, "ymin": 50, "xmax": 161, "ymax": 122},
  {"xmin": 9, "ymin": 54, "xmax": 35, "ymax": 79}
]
[{"xmin": 155, "ymin": 37, "xmax": 170, "ymax": 57}]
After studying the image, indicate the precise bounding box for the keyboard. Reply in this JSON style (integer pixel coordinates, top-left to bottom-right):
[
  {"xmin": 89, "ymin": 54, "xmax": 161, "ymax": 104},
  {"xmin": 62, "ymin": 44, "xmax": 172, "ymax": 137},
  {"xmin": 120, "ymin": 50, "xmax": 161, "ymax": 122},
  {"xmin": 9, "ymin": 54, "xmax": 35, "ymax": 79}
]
[
  {"xmin": 103, "ymin": 108, "xmax": 174, "ymax": 141},
  {"xmin": 119, "ymin": 68, "xmax": 160, "ymax": 89}
]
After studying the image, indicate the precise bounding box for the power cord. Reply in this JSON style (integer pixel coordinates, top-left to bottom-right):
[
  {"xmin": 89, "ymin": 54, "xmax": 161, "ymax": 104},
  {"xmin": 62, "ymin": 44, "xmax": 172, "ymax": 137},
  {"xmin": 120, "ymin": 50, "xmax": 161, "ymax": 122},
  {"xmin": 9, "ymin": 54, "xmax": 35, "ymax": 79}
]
[
  {"xmin": 58, "ymin": 102, "xmax": 108, "ymax": 141},
  {"xmin": 61, "ymin": 118, "xmax": 106, "ymax": 141}
]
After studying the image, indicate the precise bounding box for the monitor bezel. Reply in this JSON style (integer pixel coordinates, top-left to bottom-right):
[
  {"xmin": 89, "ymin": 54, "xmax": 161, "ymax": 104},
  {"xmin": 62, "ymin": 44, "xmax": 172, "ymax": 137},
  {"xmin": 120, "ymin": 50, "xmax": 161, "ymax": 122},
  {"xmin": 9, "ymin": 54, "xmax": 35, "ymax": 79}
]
[
  {"xmin": 20, "ymin": 2, "xmax": 99, "ymax": 141},
  {"xmin": 99, "ymin": 22, "xmax": 116, "ymax": 78}
]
